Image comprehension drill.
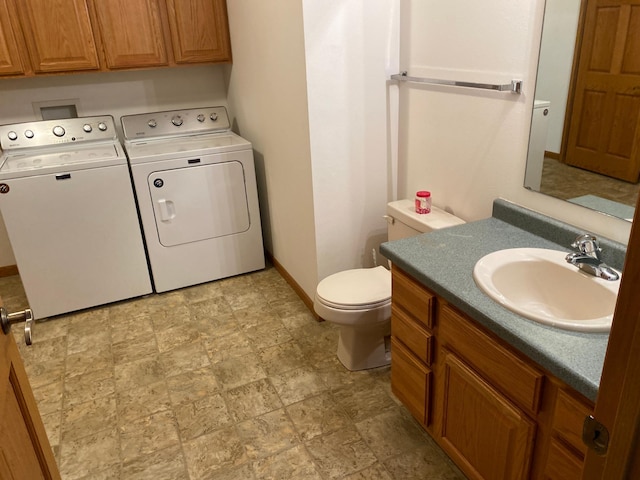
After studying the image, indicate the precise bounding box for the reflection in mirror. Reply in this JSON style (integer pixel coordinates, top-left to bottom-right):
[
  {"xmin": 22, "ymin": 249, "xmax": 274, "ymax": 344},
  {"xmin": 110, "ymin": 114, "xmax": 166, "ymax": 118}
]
[{"xmin": 525, "ymin": 0, "xmax": 640, "ymax": 222}]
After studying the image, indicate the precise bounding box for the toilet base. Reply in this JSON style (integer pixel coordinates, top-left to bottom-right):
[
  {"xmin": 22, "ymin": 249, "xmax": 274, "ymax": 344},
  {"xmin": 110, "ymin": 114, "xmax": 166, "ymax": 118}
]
[{"xmin": 336, "ymin": 322, "xmax": 391, "ymax": 371}]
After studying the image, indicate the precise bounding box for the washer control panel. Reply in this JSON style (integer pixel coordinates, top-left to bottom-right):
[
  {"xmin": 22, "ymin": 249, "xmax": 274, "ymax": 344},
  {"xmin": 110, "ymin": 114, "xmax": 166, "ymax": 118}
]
[
  {"xmin": 121, "ymin": 106, "xmax": 230, "ymax": 141},
  {"xmin": 0, "ymin": 116, "xmax": 117, "ymax": 150}
]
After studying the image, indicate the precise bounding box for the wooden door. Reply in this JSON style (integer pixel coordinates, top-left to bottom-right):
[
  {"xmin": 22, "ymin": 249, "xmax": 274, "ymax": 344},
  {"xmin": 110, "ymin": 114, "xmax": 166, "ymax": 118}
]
[
  {"xmin": 581, "ymin": 181, "xmax": 640, "ymax": 477},
  {"xmin": 164, "ymin": 0, "xmax": 231, "ymax": 63},
  {"xmin": 439, "ymin": 351, "xmax": 536, "ymax": 480},
  {"xmin": 14, "ymin": 0, "xmax": 99, "ymax": 73},
  {"xmin": 90, "ymin": 0, "xmax": 169, "ymax": 69},
  {"xmin": 564, "ymin": 0, "xmax": 640, "ymax": 183},
  {"xmin": 0, "ymin": 0, "xmax": 27, "ymax": 75},
  {"xmin": 0, "ymin": 303, "xmax": 61, "ymax": 479}
]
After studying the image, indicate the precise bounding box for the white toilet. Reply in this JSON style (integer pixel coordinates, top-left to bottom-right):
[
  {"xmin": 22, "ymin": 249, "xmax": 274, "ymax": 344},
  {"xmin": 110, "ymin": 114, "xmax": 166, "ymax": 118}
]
[{"xmin": 314, "ymin": 199, "xmax": 465, "ymax": 371}]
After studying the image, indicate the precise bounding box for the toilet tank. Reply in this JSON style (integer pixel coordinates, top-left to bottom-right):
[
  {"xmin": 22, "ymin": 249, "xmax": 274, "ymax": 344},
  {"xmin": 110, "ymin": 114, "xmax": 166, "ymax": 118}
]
[{"xmin": 386, "ymin": 199, "xmax": 465, "ymax": 241}]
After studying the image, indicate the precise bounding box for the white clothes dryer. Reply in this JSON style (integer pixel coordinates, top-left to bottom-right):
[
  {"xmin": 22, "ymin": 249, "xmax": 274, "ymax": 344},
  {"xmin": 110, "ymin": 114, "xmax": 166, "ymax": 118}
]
[
  {"xmin": 121, "ymin": 107, "xmax": 265, "ymax": 293},
  {"xmin": 0, "ymin": 116, "xmax": 152, "ymax": 319}
]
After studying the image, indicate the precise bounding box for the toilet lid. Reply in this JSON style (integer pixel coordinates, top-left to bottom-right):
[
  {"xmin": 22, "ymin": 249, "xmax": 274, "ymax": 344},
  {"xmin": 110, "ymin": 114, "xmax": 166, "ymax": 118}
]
[{"xmin": 316, "ymin": 266, "xmax": 391, "ymax": 308}]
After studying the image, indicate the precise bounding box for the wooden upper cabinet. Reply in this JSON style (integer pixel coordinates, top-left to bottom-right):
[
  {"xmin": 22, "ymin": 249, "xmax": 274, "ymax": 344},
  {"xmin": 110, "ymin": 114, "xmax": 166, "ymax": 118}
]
[
  {"xmin": 91, "ymin": 0, "xmax": 168, "ymax": 69},
  {"xmin": 165, "ymin": 0, "xmax": 231, "ymax": 64},
  {"xmin": 0, "ymin": 0, "xmax": 27, "ymax": 75},
  {"xmin": 15, "ymin": 0, "xmax": 99, "ymax": 73}
]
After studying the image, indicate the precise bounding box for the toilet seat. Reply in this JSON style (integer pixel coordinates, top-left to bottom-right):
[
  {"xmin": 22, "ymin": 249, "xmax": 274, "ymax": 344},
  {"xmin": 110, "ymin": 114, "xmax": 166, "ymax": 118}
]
[{"xmin": 315, "ymin": 266, "xmax": 391, "ymax": 310}]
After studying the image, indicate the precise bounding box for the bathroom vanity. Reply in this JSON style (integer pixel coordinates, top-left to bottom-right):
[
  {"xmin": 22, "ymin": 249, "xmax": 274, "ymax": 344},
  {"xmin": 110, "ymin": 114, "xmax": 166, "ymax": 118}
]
[{"xmin": 380, "ymin": 199, "xmax": 626, "ymax": 480}]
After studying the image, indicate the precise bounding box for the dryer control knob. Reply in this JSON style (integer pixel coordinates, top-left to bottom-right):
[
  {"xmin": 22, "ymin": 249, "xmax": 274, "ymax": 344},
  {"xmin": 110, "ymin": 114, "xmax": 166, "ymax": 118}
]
[
  {"xmin": 83, "ymin": 124, "xmax": 92, "ymax": 133},
  {"xmin": 52, "ymin": 126, "xmax": 65, "ymax": 137},
  {"xmin": 210, "ymin": 113, "xmax": 218, "ymax": 121},
  {"xmin": 197, "ymin": 114, "xmax": 205, "ymax": 122},
  {"xmin": 98, "ymin": 122, "xmax": 107, "ymax": 131},
  {"xmin": 148, "ymin": 119, "xmax": 157, "ymax": 128},
  {"xmin": 171, "ymin": 115, "xmax": 183, "ymax": 127},
  {"xmin": 7, "ymin": 131, "xmax": 17, "ymax": 141},
  {"xmin": 24, "ymin": 130, "xmax": 34, "ymax": 139}
]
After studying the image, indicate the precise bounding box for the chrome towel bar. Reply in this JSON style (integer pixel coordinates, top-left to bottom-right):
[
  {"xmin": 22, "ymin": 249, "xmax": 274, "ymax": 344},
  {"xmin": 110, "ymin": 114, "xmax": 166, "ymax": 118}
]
[{"xmin": 390, "ymin": 71, "xmax": 523, "ymax": 94}]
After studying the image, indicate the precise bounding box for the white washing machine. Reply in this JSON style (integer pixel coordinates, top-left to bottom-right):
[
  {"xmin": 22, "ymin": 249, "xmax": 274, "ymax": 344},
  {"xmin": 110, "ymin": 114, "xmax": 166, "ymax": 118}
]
[
  {"xmin": 121, "ymin": 107, "xmax": 265, "ymax": 293},
  {"xmin": 0, "ymin": 116, "xmax": 152, "ymax": 319}
]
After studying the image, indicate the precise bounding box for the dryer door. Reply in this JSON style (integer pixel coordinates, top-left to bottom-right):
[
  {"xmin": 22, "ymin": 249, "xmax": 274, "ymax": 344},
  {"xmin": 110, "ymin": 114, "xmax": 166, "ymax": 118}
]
[{"xmin": 148, "ymin": 161, "xmax": 250, "ymax": 247}]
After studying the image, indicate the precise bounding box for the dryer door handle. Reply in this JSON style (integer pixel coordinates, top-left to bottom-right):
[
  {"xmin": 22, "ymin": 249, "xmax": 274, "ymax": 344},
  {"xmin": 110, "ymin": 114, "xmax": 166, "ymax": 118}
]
[{"xmin": 157, "ymin": 199, "xmax": 176, "ymax": 222}]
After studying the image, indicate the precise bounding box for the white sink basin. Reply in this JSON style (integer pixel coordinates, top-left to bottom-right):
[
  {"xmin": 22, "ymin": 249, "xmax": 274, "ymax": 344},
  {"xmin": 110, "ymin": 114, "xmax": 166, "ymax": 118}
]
[{"xmin": 473, "ymin": 248, "xmax": 620, "ymax": 332}]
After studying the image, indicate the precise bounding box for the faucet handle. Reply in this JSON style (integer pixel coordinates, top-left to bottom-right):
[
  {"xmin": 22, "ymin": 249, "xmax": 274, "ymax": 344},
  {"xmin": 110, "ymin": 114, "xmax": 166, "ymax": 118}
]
[{"xmin": 571, "ymin": 234, "xmax": 601, "ymax": 256}]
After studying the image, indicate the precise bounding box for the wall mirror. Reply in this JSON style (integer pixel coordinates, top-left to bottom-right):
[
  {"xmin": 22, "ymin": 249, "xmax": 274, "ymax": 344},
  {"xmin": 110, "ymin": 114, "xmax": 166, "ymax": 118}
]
[{"xmin": 524, "ymin": 0, "xmax": 640, "ymax": 222}]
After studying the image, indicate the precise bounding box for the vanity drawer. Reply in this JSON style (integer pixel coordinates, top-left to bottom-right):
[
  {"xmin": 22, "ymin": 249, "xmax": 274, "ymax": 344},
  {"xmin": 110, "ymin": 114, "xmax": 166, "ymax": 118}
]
[
  {"xmin": 439, "ymin": 303, "xmax": 544, "ymax": 416},
  {"xmin": 543, "ymin": 438, "xmax": 584, "ymax": 480},
  {"xmin": 391, "ymin": 305, "xmax": 433, "ymax": 365},
  {"xmin": 391, "ymin": 337, "xmax": 431, "ymax": 426},
  {"xmin": 392, "ymin": 267, "xmax": 434, "ymax": 329},
  {"xmin": 552, "ymin": 389, "xmax": 592, "ymax": 456}
]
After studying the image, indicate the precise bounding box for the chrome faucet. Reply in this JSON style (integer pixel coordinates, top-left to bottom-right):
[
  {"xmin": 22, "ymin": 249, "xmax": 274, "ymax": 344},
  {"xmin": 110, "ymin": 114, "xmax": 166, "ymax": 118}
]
[{"xmin": 565, "ymin": 234, "xmax": 619, "ymax": 281}]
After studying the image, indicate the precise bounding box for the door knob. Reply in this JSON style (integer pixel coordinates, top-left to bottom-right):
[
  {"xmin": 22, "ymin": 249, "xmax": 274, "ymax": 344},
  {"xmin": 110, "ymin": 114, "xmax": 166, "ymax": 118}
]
[{"xmin": 1, "ymin": 307, "xmax": 34, "ymax": 346}]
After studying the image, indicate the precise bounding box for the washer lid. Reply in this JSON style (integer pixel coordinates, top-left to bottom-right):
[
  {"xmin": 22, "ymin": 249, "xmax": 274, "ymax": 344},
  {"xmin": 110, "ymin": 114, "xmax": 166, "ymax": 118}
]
[
  {"xmin": 316, "ymin": 266, "xmax": 391, "ymax": 307},
  {"xmin": 0, "ymin": 142, "xmax": 125, "ymax": 180}
]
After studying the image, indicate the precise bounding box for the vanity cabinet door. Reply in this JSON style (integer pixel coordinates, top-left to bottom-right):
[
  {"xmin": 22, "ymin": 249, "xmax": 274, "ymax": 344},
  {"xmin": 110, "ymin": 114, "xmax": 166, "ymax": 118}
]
[
  {"xmin": 14, "ymin": 0, "xmax": 100, "ymax": 73},
  {"xmin": 90, "ymin": 0, "xmax": 169, "ymax": 68},
  {"xmin": 440, "ymin": 351, "xmax": 536, "ymax": 480}
]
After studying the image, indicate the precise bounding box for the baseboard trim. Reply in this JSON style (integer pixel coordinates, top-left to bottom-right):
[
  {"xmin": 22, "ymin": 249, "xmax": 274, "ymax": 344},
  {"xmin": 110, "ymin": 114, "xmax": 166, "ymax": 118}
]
[
  {"xmin": 265, "ymin": 252, "xmax": 319, "ymax": 320},
  {"xmin": 0, "ymin": 265, "xmax": 18, "ymax": 277},
  {"xmin": 544, "ymin": 151, "xmax": 560, "ymax": 160}
]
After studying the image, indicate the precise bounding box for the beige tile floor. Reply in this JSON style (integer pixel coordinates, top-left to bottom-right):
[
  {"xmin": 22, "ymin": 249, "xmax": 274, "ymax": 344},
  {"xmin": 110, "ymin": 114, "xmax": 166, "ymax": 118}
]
[
  {"xmin": 2, "ymin": 265, "xmax": 465, "ymax": 480},
  {"xmin": 540, "ymin": 156, "xmax": 639, "ymax": 206}
]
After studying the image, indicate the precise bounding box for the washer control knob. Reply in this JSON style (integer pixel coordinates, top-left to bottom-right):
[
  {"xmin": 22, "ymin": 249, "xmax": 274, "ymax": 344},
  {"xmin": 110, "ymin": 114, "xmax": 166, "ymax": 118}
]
[
  {"xmin": 24, "ymin": 130, "xmax": 34, "ymax": 139},
  {"xmin": 52, "ymin": 126, "xmax": 65, "ymax": 137},
  {"xmin": 97, "ymin": 122, "xmax": 107, "ymax": 131},
  {"xmin": 210, "ymin": 113, "xmax": 218, "ymax": 121},
  {"xmin": 83, "ymin": 124, "xmax": 92, "ymax": 133},
  {"xmin": 148, "ymin": 119, "xmax": 157, "ymax": 128},
  {"xmin": 171, "ymin": 115, "xmax": 183, "ymax": 126},
  {"xmin": 197, "ymin": 114, "xmax": 205, "ymax": 122},
  {"xmin": 7, "ymin": 131, "xmax": 18, "ymax": 141}
]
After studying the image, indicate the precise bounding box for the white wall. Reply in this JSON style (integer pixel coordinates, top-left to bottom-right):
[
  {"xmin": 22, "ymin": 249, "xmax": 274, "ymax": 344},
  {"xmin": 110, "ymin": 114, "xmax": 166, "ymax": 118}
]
[
  {"xmin": 399, "ymin": 0, "xmax": 631, "ymax": 244},
  {"xmin": 225, "ymin": 0, "xmax": 319, "ymax": 298},
  {"xmin": 0, "ymin": 65, "xmax": 228, "ymax": 266},
  {"xmin": 303, "ymin": 0, "xmax": 397, "ymax": 280},
  {"xmin": 226, "ymin": 0, "xmax": 397, "ymax": 298}
]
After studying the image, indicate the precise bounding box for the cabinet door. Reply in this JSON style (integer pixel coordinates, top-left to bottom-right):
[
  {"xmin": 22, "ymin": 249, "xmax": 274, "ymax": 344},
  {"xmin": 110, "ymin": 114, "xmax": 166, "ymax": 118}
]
[
  {"xmin": 91, "ymin": 0, "xmax": 168, "ymax": 68},
  {"xmin": 440, "ymin": 351, "xmax": 536, "ymax": 480},
  {"xmin": 0, "ymin": 0, "xmax": 26, "ymax": 75},
  {"xmin": 165, "ymin": 0, "xmax": 231, "ymax": 63},
  {"xmin": 15, "ymin": 0, "xmax": 99, "ymax": 72}
]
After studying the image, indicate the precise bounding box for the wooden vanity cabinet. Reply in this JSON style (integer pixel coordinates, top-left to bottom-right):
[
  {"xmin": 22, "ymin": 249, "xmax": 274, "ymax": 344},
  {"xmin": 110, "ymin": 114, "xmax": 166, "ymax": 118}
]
[
  {"xmin": 390, "ymin": 267, "xmax": 435, "ymax": 427},
  {"xmin": 541, "ymin": 388, "xmax": 593, "ymax": 479},
  {"xmin": 390, "ymin": 266, "xmax": 595, "ymax": 480}
]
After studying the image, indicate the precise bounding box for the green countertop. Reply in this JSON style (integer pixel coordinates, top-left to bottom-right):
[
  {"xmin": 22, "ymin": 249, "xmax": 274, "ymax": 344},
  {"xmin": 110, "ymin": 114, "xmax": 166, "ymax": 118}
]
[{"xmin": 380, "ymin": 199, "xmax": 626, "ymax": 401}]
